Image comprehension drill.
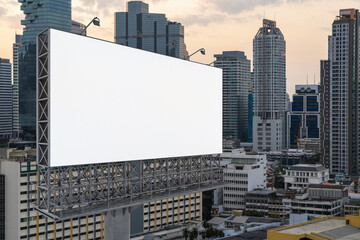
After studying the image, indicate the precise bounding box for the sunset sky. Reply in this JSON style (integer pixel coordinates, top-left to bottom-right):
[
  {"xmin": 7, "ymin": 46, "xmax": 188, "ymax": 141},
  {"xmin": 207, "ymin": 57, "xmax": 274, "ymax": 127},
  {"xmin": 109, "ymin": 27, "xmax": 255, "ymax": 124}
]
[{"xmin": 1, "ymin": 0, "xmax": 359, "ymax": 96}]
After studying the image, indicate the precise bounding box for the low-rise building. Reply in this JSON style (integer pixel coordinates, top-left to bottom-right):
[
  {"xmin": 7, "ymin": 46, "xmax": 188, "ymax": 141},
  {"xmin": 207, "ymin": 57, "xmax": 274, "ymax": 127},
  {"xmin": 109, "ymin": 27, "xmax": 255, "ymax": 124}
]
[
  {"xmin": 344, "ymin": 198, "xmax": 360, "ymax": 216},
  {"xmin": 297, "ymin": 138, "xmax": 320, "ymax": 154},
  {"xmin": 221, "ymin": 149, "xmax": 267, "ymax": 212},
  {"xmin": 290, "ymin": 184, "xmax": 348, "ymax": 217},
  {"xmin": 263, "ymin": 149, "xmax": 315, "ymax": 167},
  {"xmin": 268, "ymin": 214, "xmax": 360, "ymax": 240},
  {"xmin": 284, "ymin": 164, "xmax": 329, "ymax": 190},
  {"xmin": 245, "ymin": 190, "xmax": 276, "ymax": 216}
]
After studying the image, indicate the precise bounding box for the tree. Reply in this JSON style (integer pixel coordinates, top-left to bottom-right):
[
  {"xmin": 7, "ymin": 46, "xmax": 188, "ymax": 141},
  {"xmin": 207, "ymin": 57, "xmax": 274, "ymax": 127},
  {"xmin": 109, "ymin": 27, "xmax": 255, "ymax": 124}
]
[
  {"xmin": 183, "ymin": 228, "xmax": 189, "ymax": 240},
  {"xmin": 190, "ymin": 227, "xmax": 199, "ymax": 240}
]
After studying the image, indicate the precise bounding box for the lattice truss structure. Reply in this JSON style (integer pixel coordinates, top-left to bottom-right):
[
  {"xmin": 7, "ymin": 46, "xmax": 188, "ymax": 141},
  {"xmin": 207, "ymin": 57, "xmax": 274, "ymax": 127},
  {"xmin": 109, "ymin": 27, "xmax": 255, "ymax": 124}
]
[{"xmin": 35, "ymin": 29, "xmax": 224, "ymax": 221}]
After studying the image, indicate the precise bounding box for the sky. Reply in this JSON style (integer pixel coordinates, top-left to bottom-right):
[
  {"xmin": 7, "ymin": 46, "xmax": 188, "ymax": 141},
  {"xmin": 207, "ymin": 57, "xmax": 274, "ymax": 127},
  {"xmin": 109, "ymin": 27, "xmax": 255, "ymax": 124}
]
[{"xmin": 0, "ymin": 0, "xmax": 359, "ymax": 96}]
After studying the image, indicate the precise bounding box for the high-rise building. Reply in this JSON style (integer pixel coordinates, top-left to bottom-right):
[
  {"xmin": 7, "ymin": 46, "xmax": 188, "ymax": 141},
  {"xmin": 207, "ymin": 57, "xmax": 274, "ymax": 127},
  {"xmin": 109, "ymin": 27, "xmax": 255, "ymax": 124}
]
[
  {"xmin": 19, "ymin": 0, "xmax": 72, "ymax": 138},
  {"xmin": 115, "ymin": 1, "xmax": 188, "ymax": 59},
  {"xmin": 214, "ymin": 51, "xmax": 251, "ymax": 142},
  {"xmin": 288, "ymin": 85, "xmax": 320, "ymax": 147},
  {"xmin": 71, "ymin": 20, "xmax": 86, "ymax": 35},
  {"xmin": 320, "ymin": 60, "xmax": 330, "ymax": 169},
  {"xmin": 0, "ymin": 174, "xmax": 4, "ymax": 240},
  {"xmin": 0, "ymin": 58, "xmax": 12, "ymax": 139},
  {"xmin": 12, "ymin": 35, "xmax": 22, "ymax": 138},
  {"xmin": 252, "ymin": 19, "xmax": 286, "ymax": 152},
  {"xmin": 1, "ymin": 149, "xmax": 104, "ymax": 240},
  {"xmin": 325, "ymin": 9, "xmax": 360, "ymax": 175}
]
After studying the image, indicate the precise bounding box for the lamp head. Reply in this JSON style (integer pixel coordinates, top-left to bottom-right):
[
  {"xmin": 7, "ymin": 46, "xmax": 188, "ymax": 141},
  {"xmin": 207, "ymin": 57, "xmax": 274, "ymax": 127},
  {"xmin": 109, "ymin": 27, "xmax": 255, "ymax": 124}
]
[
  {"xmin": 93, "ymin": 17, "xmax": 100, "ymax": 26},
  {"xmin": 200, "ymin": 48, "xmax": 206, "ymax": 55}
]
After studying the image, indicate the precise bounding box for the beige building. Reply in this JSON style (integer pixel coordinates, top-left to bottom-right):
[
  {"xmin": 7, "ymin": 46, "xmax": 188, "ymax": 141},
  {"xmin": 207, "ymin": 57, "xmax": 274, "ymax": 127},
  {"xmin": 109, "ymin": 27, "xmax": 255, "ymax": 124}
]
[
  {"xmin": 143, "ymin": 193, "xmax": 202, "ymax": 232},
  {"xmin": 1, "ymin": 148, "xmax": 104, "ymax": 240}
]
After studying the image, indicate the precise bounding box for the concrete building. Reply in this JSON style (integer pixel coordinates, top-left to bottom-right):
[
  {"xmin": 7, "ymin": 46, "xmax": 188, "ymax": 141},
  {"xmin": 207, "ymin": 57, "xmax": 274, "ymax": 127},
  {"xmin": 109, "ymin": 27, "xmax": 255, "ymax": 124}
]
[
  {"xmin": 0, "ymin": 174, "xmax": 4, "ymax": 240},
  {"xmin": 288, "ymin": 85, "xmax": 320, "ymax": 148},
  {"xmin": 284, "ymin": 164, "xmax": 329, "ymax": 190},
  {"xmin": 268, "ymin": 214, "xmax": 360, "ymax": 240},
  {"xmin": 297, "ymin": 138, "xmax": 320, "ymax": 154},
  {"xmin": 290, "ymin": 184, "xmax": 348, "ymax": 217},
  {"xmin": 344, "ymin": 198, "xmax": 360, "ymax": 216},
  {"xmin": 1, "ymin": 149, "xmax": 104, "ymax": 240},
  {"xmin": 213, "ymin": 51, "xmax": 251, "ymax": 142},
  {"xmin": 12, "ymin": 35, "xmax": 22, "ymax": 138},
  {"xmin": 324, "ymin": 9, "xmax": 360, "ymax": 175},
  {"xmin": 320, "ymin": 60, "xmax": 330, "ymax": 169},
  {"xmin": 115, "ymin": 1, "xmax": 188, "ymax": 59},
  {"xmin": 221, "ymin": 149, "xmax": 267, "ymax": 212},
  {"xmin": 0, "ymin": 58, "xmax": 12, "ymax": 139},
  {"xmin": 252, "ymin": 19, "xmax": 286, "ymax": 152},
  {"xmin": 245, "ymin": 190, "xmax": 276, "ymax": 216},
  {"xmin": 262, "ymin": 149, "xmax": 315, "ymax": 167},
  {"xmin": 142, "ymin": 193, "xmax": 202, "ymax": 232}
]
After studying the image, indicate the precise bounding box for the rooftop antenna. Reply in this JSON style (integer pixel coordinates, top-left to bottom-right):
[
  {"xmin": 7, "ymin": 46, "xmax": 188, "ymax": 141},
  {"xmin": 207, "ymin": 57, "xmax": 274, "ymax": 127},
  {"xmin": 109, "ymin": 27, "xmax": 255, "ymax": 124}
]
[
  {"xmin": 314, "ymin": 74, "xmax": 315, "ymax": 85},
  {"xmin": 307, "ymin": 74, "xmax": 308, "ymax": 85}
]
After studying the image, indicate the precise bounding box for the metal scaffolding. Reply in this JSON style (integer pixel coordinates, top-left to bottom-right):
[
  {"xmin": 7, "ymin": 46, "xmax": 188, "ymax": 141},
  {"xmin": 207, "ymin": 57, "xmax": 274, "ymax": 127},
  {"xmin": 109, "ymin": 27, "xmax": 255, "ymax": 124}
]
[{"xmin": 35, "ymin": 28, "xmax": 225, "ymax": 221}]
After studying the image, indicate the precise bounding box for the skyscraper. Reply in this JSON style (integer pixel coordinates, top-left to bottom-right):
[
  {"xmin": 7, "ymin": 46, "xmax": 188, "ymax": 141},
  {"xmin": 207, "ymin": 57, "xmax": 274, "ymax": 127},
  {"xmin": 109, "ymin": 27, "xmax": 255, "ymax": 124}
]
[
  {"xmin": 0, "ymin": 58, "xmax": 13, "ymax": 140},
  {"xmin": 115, "ymin": 1, "xmax": 188, "ymax": 59},
  {"xmin": 252, "ymin": 19, "xmax": 286, "ymax": 152},
  {"xmin": 214, "ymin": 51, "xmax": 251, "ymax": 141},
  {"xmin": 288, "ymin": 85, "xmax": 320, "ymax": 147},
  {"xmin": 19, "ymin": 0, "xmax": 72, "ymax": 138},
  {"xmin": 320, "ymin": 60, "xmax": 330, "ymax": 169},
  {"xmin": 324, "ymin": 9, "xmax": 360, "ymax": 175},
  {"xmin": 12, "ymin": 35, "xmax": 22, "ymax": 138}
]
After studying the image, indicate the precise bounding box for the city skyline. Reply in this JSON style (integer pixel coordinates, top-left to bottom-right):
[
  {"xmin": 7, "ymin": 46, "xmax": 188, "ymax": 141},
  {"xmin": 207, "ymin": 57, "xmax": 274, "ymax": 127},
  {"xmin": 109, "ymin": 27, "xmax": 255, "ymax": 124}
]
[{"xmin": 1, "ymin": 0, "xmax": 359, "ymax": 96}]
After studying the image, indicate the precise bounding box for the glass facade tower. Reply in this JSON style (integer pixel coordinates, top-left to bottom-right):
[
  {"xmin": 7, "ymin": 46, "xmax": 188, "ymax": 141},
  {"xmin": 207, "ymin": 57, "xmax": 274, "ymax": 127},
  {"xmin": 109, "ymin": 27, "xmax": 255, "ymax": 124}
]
[
  {"xmin": 0, "ymin": 59, "xmax": 13, "ymax": 139},
  {"xmin": 288, "ymin": 85, "xmax": 320, "ymax": 147},
  {"xmin": 115, "ymin": 1, "xmax": 188, "ymax": 59},
  {"xmin": 214, "ymin": 51, "xmax": 251, "ymax": 142},
  {"xmin": 19, "ymin": 0, "xmax": 72, "ymax": 138}
]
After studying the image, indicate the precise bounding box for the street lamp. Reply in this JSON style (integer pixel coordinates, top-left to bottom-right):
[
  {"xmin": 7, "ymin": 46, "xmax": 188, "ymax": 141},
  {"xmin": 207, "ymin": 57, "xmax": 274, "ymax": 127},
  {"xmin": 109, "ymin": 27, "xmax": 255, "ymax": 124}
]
[
  {"xmin": 80, "ymin": 17, "xmax": 100, "ymax": 35},
  {"xmin": 185, "ymin": 48, "xmax": 205, "ymax": 60}
]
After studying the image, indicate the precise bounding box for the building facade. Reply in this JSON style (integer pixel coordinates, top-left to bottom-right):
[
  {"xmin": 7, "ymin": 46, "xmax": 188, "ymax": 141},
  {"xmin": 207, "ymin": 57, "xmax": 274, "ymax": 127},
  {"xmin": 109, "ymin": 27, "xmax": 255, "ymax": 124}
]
[
  {"xmin": 0, "ymin": 58, "xmax": 13, "ymax": 139},
  {"xmin": 320, "ymin": 60, "xmax": 330, "ymax": 169},
  {"xmin": 1, "ymin": 149, "xmax": 104, "ymax": 240},
  {"xmin": 115, "ymin": 1, "xmax": 188, "ymax": 59},
  {"xmin": 288, "ymin": 85, "xmax": 320, "ymax": 147},
  {"xmin": 221, "ymin": 149, "xmax": 267, "ymax": 212},
  {"xmin": 284, "ymin": 164, "xmax": 329, "ymax": 190},
  {"xmin": 214, "ymin": 51, "xmax": 251, "ymax": 141},
  {"xmin": 325, "ymin": 9, "xmax": 360, "ymax": 175},
  {"xmin": 252, "ymin": 19, "xmax": 286, "ymax": 152},
  {"xmin": 12, "ymin": 35, "xmax": 22, "ymax": 138},
  {"xmin": 19, "ymin": 0, "xmax": 72, "ymax": 138}
]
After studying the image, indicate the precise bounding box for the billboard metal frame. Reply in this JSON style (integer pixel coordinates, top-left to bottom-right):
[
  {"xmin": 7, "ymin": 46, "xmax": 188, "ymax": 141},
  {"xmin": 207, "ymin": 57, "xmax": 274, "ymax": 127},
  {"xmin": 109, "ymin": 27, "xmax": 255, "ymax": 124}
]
[{"xmin": 35, "ymin": 28, "xmax": 225, "ymax": 221}]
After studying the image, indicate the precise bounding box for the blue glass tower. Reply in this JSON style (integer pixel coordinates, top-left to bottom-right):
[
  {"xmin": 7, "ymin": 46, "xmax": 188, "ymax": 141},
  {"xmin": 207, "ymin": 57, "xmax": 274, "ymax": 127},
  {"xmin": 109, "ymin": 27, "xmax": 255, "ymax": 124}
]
[
  {"xmin": 19, "ymin": 0, "xmax": 72, "ymax": 138},
  {"xmin": 288, "ymin": 85, "xmax": 320, "ymax": 147}
]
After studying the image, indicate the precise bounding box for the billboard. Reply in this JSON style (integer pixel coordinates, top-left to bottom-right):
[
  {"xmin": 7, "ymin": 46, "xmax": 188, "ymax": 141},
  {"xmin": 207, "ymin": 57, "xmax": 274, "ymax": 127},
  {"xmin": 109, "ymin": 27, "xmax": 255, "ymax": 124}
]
[{"xmin": 42, "ymin": 28, "xmax": 222, "ymax": 167}]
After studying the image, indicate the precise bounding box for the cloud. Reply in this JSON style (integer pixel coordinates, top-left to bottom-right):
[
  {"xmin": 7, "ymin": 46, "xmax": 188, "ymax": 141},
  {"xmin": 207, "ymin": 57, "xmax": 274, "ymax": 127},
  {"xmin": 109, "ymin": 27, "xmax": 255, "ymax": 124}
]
[
  {"xmin": 180, "ymin": 14, "xmax": 226, "ymax": 27},
  {"xmin": 0, "ymin": 6, "xmax": 8, "ymax": 16},
  {"xmin": 205, "ymin": 0, "xmax": 283, "ymax": 15}
]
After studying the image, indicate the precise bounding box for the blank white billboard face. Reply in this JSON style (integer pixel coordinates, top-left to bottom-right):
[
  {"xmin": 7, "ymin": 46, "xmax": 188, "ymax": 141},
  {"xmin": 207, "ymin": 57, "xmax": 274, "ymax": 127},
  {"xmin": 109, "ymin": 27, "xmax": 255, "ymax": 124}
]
[{"xmin": 46, "ymin": 28, "xmax": 222, "ymax": 167}]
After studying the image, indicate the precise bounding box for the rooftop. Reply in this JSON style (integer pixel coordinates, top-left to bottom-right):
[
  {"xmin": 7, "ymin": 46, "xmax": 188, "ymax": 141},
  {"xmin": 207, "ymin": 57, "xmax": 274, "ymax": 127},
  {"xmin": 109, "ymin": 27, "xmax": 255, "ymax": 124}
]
[
  {"xmin": 208, "ymin": 217, "xmax": 227, "ymax": 225},
  {"xmin": 308, "ymin": 184, "xmax": 347, "ymax": 190},
  {"xmin": 288, "ymin": 164, "xmax": 326, "ymax": 172},
  {"xmin": 247, "ymin": 189, "xmax": 276, "ymax": 195},
  {"xmin": 274, "ymin": 218, "xmax": 360, "ymax": 240}
]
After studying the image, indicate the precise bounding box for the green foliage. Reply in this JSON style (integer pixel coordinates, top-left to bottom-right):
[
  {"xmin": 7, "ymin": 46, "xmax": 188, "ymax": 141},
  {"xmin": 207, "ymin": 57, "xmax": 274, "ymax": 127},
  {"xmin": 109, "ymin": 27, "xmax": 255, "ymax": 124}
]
[{"xmin": 183, "ymin": 228, "xmax": 189, "ymax": 240}]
